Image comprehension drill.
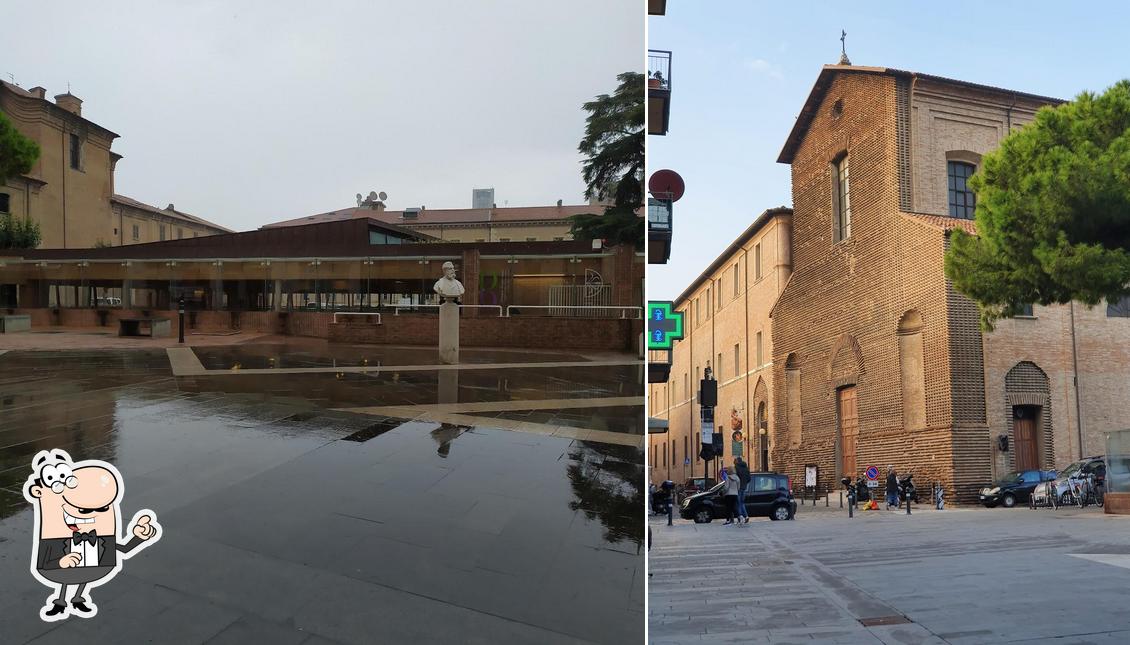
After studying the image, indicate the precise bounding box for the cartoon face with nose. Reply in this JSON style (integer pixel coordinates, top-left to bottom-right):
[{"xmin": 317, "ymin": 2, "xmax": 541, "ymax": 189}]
[
  {"xmin": 23, "ymin": 449, "xmax": 160, "ymax": 622},
  {"xmin": 34, "ymin": 460, "xmax": 119, "ymax": 541}
]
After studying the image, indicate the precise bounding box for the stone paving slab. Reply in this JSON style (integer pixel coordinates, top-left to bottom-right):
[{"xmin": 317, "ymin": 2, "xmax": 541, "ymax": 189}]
[{"xmin": 649, "ymin": 506, "xmax": 1130, "ymax": 644}]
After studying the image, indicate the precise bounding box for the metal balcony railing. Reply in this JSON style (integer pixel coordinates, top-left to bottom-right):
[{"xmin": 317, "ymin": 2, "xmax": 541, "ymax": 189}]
[{"xmin": 648, "ymin": 50, "xmax": 671, "ymax": 90}]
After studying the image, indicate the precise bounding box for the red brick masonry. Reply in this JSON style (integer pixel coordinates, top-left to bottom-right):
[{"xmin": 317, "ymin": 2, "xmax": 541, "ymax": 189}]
[
  {"xmin": 1104, "ymin": 492, "xmax": 1130, "ymax": 515},
  {"xmin": 329, "ymin": 315, "xmax": 642, "ymax": 351},
  {"xmin": 5, "ymin": 308, "xmax": 642, "ymax": 352}
]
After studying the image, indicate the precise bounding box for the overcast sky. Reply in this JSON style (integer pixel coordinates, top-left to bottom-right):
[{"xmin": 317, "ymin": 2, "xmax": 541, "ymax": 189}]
[
  {"xmin": 4, "ymin": 0, "xmax": 641, "ymax": 231},
  {"xmin": 649, "ymin": 0, "xmax": 1130, "ymax": 300}
]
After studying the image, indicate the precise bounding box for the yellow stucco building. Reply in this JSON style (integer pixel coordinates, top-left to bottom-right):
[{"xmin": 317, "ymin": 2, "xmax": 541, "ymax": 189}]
[{"xmin": 0, "ymin": 81, "xmax": 230, "ymax": 248}]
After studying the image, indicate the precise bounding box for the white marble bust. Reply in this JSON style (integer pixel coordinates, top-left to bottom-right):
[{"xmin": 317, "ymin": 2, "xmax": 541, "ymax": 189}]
[{"xmin": 433, "ymin": 261, "xmax": 465, "ymax": 301}]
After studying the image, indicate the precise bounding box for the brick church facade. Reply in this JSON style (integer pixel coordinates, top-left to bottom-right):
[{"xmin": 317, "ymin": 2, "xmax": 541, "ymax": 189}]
[{"xmin": 769, "ymin": 64, "xmax": 1130, "ymax": 502}]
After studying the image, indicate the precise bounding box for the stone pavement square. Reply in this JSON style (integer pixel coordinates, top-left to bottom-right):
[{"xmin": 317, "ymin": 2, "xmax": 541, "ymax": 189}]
[{"xmin": 649, "ymin": 503, "xmax": 1130, "ymax": 644}]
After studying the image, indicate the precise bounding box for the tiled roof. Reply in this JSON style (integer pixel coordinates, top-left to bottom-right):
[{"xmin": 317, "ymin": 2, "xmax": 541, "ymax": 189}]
[
  {"xmin": 262, "ymin": 204, "xmax": 600, "ymax": 229},
  {"xmin": 111, "ymin": 194, "xmax": 235, "ymax": 233},
  {"xmin": 1, "ymin": 81, "xmax": 120, "ymax": 139},
  {"xmin": 901, "ymin": 212, "xmax": 977, "ymax": 234}
]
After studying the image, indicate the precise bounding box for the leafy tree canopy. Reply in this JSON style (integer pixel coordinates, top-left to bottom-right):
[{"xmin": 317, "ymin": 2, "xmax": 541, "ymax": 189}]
[
  {"xmin": 570, "ymin": 72, "xmax": 644, "ymax": 249},
  {"xmin": 944, "ymin": 80, "xmax": 1130, "ymax": 329},
  {"xmin": 0, "ymin": 110, "xmax": 39, "ymax": 182},
  {"xmin": 0, "ymin": 110, "xmax": 43, "ymax": 249}
]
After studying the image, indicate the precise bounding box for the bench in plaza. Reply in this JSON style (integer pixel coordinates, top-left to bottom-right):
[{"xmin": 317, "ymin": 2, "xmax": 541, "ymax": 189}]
[
  {"xmin": 118, "ymin": 317, "xmax": 171, "ymax": 338},
  {"xmin": 0, "ymin": 314, "xmax": 31, "ymax": 333}
]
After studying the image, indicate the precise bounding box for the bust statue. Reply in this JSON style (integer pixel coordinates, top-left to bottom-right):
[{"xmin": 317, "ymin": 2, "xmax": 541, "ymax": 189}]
[{"xmin": 433, "ymin": 261, "xmax": 465, "ymax": 301}]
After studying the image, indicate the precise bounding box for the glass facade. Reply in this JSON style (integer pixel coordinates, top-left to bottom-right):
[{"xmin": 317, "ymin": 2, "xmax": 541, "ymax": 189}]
[
  {"xmin": 1106, "ymin": 429, "xmax": 1130, "ymax": 495},
  {"xmin": 0, "ymin": 253, "xmax": 622, "ymax": 314}
]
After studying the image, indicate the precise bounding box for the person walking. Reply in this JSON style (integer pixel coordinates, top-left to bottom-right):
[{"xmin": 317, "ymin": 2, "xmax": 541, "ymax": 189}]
[
  {"xmin": 721, "ymin": 467, "xmax": 742, "ymax": 525},
  {"xmin": 734, "ymin": 457, "xmax": 751, "ymax": 523},
  {"xmin": 886, "ymin": 465, "xmax": 899, "ymax": 510}
]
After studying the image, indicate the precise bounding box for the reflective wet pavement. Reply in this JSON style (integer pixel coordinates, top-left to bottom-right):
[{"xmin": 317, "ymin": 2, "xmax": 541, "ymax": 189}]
[
  {"xmin": 0, "ymin": 346, "xmax": 644, "ymax": 644},
  {"xmin": 191, "ymin": 341, "xmax": 591, "ymax": 370}
]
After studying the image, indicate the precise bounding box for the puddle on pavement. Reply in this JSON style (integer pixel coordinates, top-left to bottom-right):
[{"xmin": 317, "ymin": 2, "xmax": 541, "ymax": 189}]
[
  {"xmin": 0, "ymin": 349, "xmax": 643, "ymax": 551},
  {"xmin": 192, "ymin": 342, "xmax": 591, "ymax": 370}
]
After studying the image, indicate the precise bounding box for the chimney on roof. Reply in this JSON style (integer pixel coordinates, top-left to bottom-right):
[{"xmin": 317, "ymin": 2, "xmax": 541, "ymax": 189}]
[
  {"xmin": 54, "ymin": 92, "xmax": 82, "ymax": 116},
  {"xmin": 28, "ymin": 86, "xmax": 47, "ymax": 99}
]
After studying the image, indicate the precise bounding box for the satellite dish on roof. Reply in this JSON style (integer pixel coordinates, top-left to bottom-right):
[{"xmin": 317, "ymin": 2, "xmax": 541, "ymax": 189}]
[
  {"xmin": 356, "ymin": 193, "xmax": 363, "ymax": 207},
  {"xmin": 378, "ymin": 191, "xmax": 387, "ymax": 201},
  {"xmin": 369, "ymin": 191, "xmax": 378, "ymax": 201},
  {"xmin": 649, "ymin": 169, "xmax": 685, "ymax": 202}
]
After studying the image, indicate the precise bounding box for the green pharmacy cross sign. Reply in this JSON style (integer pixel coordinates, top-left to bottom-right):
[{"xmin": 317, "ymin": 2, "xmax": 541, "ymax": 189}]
[{"xmin": 647, "ymin": 301, "xmax": 684, "ymax": 350}]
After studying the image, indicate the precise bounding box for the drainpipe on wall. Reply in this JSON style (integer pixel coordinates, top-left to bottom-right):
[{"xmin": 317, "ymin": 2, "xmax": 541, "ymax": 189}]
[
  {"xmin": 1069, "ymin": 301, "xmax": 1084, "ymax": 459},
  {"xmin": 743, "ymin": 247, "xmax": 751, "ymax": 468},
  {"xmin": 61, "ymin": 127, "xmax": 67, "ymax": 248}
]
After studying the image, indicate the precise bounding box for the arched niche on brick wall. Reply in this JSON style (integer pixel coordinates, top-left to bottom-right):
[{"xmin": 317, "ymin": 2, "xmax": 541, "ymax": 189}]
[
  {"xmin": 784, "ymin": 353, "xmax": 802, "ymax": 449},
  {"xmin": 753, "ymin": 377, "xmax": 770, "ymax": 470},
  {"xmin": 897, "ymin": 309, "xmax": 927, "ymax": 430},
  {"xmin": 828, "ymin": 333, "xmax": 864, "ymax": 389},
  {"xmin": 1004, "ymin": 361, "xmax": 1054, "ymax": 472}
]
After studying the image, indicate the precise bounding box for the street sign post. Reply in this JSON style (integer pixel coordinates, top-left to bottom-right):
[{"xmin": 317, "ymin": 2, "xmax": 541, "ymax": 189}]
[
  {"xmin": 647, "ymin": 301, "xmax": 685, "ymax": 351},
  {"xmin": 865, "ymin": 465, "xmax": 879, "ymax": 481},
  {"xmin": 700, "ymin": 406, "xmax": 713, "ymax": 445}
]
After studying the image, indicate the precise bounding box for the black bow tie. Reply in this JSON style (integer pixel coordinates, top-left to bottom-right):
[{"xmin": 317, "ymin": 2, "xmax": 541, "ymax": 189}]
[{"xmin": 72, "ymin": 530, "xmax": 98, "ymax": 546}]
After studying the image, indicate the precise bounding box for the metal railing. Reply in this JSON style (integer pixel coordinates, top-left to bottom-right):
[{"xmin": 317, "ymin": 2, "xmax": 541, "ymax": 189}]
[
  {"xmin": 506, "ymin": 305, "xmax": 642, "ymax": 319},
  {"xmin": 332, "ymin": 312, "xmax": 381, "ymax": 324},
  {"xmin": 393, "ymin": 304, "xmax": 504, "ymax": 316},
  {"xmin": 648, "ymin": 50, "xmax": 672, "ymax": 90}
]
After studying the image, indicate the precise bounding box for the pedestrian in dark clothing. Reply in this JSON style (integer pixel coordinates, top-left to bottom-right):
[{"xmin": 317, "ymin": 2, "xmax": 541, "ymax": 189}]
[
  {"xmin": 886, "ymin": 466, "xmax": 899, "ymax": 510},
  {"xmin": 722, "ymin": 468, "xmax": 742, "ymax": 525},
  {"xmin": 734, "ymin": 458, "xmax": 751, "ymax": 523}
]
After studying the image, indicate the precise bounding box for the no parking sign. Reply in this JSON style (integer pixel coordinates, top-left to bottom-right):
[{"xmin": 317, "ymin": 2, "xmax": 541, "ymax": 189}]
[{"xmin": 865, "ymin": 465, "xmax": 879, "ymax": 481}]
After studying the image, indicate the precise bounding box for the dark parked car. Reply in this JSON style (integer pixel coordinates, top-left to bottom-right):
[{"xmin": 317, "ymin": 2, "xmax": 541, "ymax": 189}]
[
  {"xmin": 681, "ymin": 477, "xmax": 717, "ymax": 496},
  {"xmin": 680, "ymin": 473, "xmax": 796, "ymax": 522},
  {"xmin": 979, "ymin": 469, "xmax": 1057, "ymax": 508}
]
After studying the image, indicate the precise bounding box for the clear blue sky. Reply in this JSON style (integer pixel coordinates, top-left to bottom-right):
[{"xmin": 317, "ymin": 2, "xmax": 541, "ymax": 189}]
[{"xmin": 648, "ymin": 0, "xmax": 1130, "ymax": 300}]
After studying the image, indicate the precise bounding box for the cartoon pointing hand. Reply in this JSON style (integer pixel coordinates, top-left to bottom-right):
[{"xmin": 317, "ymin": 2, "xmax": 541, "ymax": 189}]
[{"xmin": 132, "ymin": 515, "xmax": 157, "ymax": 540}]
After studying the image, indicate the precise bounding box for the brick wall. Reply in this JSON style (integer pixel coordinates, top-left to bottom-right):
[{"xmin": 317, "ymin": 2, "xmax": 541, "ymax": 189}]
[
  {"xmin": 769, "ymin": 71, "xmax": 966, "ymax": 498},
  {"xmin": 647, "ymin": 214, "xmax": 790, "ymax": 485},
  {"xmin": 329, "ymin": 314, "xmax": 638, "ymax": 351}
]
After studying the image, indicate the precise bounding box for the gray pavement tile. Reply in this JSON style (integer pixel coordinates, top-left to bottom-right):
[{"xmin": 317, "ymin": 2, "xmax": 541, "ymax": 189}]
[{"xmin": 202, "ymin": 615, "xmax": 312, "ymax": 645}]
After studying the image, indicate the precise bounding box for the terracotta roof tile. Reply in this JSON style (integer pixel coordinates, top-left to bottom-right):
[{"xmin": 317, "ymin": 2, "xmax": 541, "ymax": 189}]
[
  {"xmin": 111, "ymin": 194, "xmax": 234, "ymax": 233},
  {"xmin": 901, "ymin": 212, "xmax": 977, "ymax": 234},
  {"xmin": 263, "ymin": 204, "xmax": 600, "ymax": 229}
]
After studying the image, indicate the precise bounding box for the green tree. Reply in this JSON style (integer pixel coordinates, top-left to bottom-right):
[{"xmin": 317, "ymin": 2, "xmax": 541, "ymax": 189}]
[
  {"xmin": 0, "ymin": 110, "xmax": 43, "ymax": 249},
  {"xmin": 944, "ymin": 80, "xmax": 1130, "ymax": 329},
  {"xmin": 569, "ymin": 72, "xmax": 644, "ymax": 248}
]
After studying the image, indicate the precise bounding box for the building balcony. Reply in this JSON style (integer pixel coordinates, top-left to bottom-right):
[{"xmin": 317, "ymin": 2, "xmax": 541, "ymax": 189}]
[
  {"xmin": 648, "ymin": 198, "xmax": 672, "ymax": 264},
  {"xmin": 648, "ymin": 50, "xmax": 672, "ymax": 135},
  {"xmin": 648, "ymin": 0, "xmax": 666, "ymax": 15}
]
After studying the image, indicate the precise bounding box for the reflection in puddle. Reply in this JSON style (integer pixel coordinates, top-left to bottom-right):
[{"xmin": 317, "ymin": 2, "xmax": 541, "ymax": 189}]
[
  {"xmin": 192, "ymin": 342, "xmax": 590, "ymax": 370},
  {"xmin": 430, "ymin": 423, "xmax": 472, "ymax": 458},
  {"xmin": 568, "ymin": 442, "xmax": 644, "ymax": 548}
]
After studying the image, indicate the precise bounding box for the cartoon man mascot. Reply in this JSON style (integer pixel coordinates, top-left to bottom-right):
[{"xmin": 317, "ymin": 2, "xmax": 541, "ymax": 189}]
[{"xmin": 22, "ymin": 449, "xmax": 161, "ymax": 621}]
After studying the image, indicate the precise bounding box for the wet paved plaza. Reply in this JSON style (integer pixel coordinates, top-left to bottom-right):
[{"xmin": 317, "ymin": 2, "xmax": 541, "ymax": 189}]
[{"xmin": 0, "ymin": 342, "xmax": 644, "ymax": 643}]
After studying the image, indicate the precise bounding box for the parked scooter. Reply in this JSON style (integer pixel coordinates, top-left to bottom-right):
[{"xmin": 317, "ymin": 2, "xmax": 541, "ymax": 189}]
[
  {"xmin": 898, "ymin": 473, "xmax": 919, "ymax": 504},
  {"xmin": 651, "ymin": 480, "xmax": 675, "ymax": 515}
]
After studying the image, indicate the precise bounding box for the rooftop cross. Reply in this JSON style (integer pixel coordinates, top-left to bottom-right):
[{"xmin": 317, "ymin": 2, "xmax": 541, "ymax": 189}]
[{"xmin": 839, "ymin": 29, "xmax": 852, "ymax": 65}]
